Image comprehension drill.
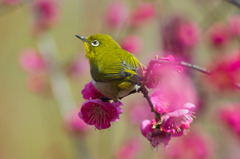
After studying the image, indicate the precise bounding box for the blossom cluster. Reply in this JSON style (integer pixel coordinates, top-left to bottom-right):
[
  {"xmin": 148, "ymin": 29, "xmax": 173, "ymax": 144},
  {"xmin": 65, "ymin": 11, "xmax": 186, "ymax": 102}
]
[
  {"xmin": 79, "ymin": 82, "xmax": 123, "ymax": 130},
  {"xmin": 78, "ymin": 55, "xmax": 197, "ymax": 147},
  {"xmin": 19, "ymin": 48, "xmax": 49, "ymax": 94}
]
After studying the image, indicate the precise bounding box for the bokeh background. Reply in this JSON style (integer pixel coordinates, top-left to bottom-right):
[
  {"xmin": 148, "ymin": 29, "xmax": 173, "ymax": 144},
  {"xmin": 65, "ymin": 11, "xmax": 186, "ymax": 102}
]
[{"xmin": 1, "ymin": 0, "xmax": 240, "ymax": 159}]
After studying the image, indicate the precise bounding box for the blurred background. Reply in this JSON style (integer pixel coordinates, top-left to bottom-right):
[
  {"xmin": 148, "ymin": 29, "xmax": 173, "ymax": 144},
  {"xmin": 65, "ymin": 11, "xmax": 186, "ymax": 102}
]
[{"xmin": 1, "ymin": 0, "xmax": 240, "ymax": 159}]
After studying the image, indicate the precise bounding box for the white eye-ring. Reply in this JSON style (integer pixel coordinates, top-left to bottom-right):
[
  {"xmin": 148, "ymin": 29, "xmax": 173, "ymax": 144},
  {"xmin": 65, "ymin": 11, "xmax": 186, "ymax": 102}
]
[{"xmin": 91, "ymin": 40, "xmax": 99, "ymax": 47}]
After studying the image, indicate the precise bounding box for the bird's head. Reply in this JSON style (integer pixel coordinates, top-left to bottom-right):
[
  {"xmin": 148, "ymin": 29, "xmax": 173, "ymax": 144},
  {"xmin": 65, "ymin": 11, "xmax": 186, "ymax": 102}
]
[{"xmin": 75, "ymin": 34, "xmax": 121, "ymax": 60}]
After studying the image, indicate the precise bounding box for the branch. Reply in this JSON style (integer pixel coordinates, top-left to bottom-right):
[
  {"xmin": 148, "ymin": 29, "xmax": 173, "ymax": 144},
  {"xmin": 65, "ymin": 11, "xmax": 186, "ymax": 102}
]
[
  {"xmin": 37, "ymin": 32, "xmax": 76, "ymax": 116},
  {"xmin": 142, "ymin": 59, "xmax": 210, "ymax": 88},
  {"xmin": 140, "ymin": 86, "xmax": 161, "ymax": 121}
]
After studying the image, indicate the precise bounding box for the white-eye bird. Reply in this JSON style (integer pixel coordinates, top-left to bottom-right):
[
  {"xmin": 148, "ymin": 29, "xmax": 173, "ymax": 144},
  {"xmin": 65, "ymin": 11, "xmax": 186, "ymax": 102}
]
[{"xmin": 76, "ymin": 34, "xmax": 144, "ymax": 101}]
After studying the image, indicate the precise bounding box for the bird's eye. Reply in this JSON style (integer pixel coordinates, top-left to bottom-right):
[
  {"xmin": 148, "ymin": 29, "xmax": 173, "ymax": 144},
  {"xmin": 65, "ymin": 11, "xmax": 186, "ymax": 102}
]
[{"xmin": 91, "ymin": 40, "xmax": 99, "ymax": 47}]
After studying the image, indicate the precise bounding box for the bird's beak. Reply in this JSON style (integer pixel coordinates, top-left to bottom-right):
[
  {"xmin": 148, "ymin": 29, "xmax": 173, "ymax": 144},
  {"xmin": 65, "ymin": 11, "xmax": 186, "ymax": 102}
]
[{"xmin": 75, "ymin": 35, "xmax": 90, "ymax": 43}]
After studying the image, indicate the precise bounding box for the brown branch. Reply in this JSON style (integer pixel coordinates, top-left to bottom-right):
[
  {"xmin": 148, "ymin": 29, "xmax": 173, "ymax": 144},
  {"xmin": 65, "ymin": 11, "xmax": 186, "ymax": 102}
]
[{"xmin": 140, "ymin": 86, "xmax": 161, "ymax": 121}]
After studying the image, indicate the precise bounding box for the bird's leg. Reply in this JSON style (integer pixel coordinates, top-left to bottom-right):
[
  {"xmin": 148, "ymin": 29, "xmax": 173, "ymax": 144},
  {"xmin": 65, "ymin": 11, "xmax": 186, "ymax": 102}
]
[{"xmin": 100, "ymin": 97, "xmax": 112, "ymax": 102}]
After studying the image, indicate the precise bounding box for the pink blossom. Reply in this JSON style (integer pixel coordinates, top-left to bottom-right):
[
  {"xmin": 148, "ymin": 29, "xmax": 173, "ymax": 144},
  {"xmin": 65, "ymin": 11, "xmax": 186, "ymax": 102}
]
[
  {"xmin": 79, "ymin": 99, "xmax": 123, "ymax": 130},
  {"xmin": 120, "ymin": 35, "xmax": 142, "ymax": 54},
  {"xmin": 141, "ymin": 119, "xmax": 172, "ymax": 147},
  {"xmin": 149, "ymin": 67, "xmax": 198, "ymax": 109},
  {"xmin": 161, "ymin": 16, "xmax": 199, "ymax": 62},
  {"xmin": 65, "ymin": 108, "xmax": 90, "ymax": 134},
  {"xmin": 218, "ymin": 104, "xmax": 240, "ymax": 137},
  {"xmin": 19, "ymin": 48, "xmax": 46, "ymax": 73},
  {"xmin": 105, "ymin": 1, "xmax": 128, "ymax": 28},
  {"xmin": 31, "ymin": 0, "xmax": 59, "ymax": 34},
  {"xmin": 81, "ymin": 81, "xmax": 104, "ymax": 100},
  {"xmin": 129, "ymin": 2, "xmax": 156, "ymax": 27},
  {"xmin": 228, "ymin": 16, "xmax": 240, "ymax": 37},
  {"xmin": 208, "ymin": 23, "xmax": 230, "ymax": 48},
  {"xmin": 206, "ymin": 53, "xmax": 240, "ymax": 91},
  {"xmin": 151, "ymin": 89, "xmax": 196, "ymax": 136},
  {"xmin": 145, "ymin": 55, "xmax": 183, "ymax": 89},
  {"xmin": 115, "ymin": 138, "xmax": 142, "ymax": 159},
  {"xmin": 165, "ymin": 131, "xmax": 214, "ymax": 159},
  {"xmin": 161, "ymin": 103, "xmax": 195, "ymax": 137},
  {"xmin": 178, "ymin": 22, "xmax": 200, "ymax": 47}
]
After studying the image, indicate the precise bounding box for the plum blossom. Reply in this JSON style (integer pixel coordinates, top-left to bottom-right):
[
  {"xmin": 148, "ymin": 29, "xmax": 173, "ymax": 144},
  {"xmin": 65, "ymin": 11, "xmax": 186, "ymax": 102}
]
[
  {"xmin": 104, "ymin": 1, "xmax": 128, "ymax": 28},
  {"xmin": 161, "ymin": 16, "xmax": 200, "ymax": 62},
  {"xmin": 81, "ymin": 81, "xmax": 104, "ymax": 100},
  {"xmin": 145, "ymin": 55, "xmax": 183, "ymax": 89},
  {"xmin": 31, "ymin": 0, "xmax": 59, "ymax": 34},
  {"xmin": 79, "ymin": 99, "xmax": 123, "ymax": 130},
  {"xmin": 165, "ymin": 131, "xmax": 214, "ymax": 159},
  {"xmin": 141, "ymin": 102, "xmax": 195, "ymax": 148},
  {"xmin": 178, "ymin": 22, "xmax": 200, "ymax": 47},
  {"xmin": 141, "ymin": 71, "xmax": 197, "ymax": 147},
  {"xmin": 19, "ymin": 48, "xmax": 47, "ymax": 73},
  {"xmin": 151, "ymin": 90, "xmax": 196, "ymax": 135},
  {"xmin": 115, "ymin": 138, "xmax": 142, "ymax": 159},
  {"xmin": 141, "ymin": 119, "xmax": 172, "ymax": 147},
  {"xmin": 129, "ymin": 2, "xmax": 156, "ymax": 27},
  {"xmin": 206, "ymin": 52, "xmax": 240, "ymax": 91},
  {"xmin": 120, "ymin": 35, "xmax": 143, "ymax": 54},
  {"xmin": 218, "ymin": 104, "xmax": 240, "ymax": 137},
  {"xmin": 208, "ymin": 23, "xmax": 231, "ymax": 48}
]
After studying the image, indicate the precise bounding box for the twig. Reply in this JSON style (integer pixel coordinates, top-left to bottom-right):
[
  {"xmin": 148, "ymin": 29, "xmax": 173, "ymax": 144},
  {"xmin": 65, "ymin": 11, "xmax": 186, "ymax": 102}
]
[
  {"xmin": 37, "ymin": 32, "xmax": 76, "ymax": 116},
  {"xmin": 142, "ymin": 59, "xmax": 210, "ymax": 88},
  {"xmin": 179, "ymin": 61, "xmax": 210, "ymax": 74},
  {"xmin": 140, "ymin": 86, "xmax": 161, "ymax": 121}
]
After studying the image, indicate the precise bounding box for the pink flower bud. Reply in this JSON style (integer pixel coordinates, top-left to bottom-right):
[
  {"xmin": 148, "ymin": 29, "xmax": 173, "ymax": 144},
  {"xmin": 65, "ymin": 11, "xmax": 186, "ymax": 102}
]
[
  {"xmin": 115, "ymin": 138, "xmax": 142, "ymax": 159},
  {"xmin": 178, "ymin": 22, "xmax": 200, "ymax": 47},
  {"xmin": 19, "ymin": 48, "xmax": 46, "ymax": 73},
  {"xmin": 105, "ymin": 1, "xmax": 128, "ymax": 28},
  {"xmin": 218, "ymin": 104, "xmax": 240, "ymax": 137},
  {"xmin": 31, "ymin": 0, "xmax": 59, "ymax": 34},
  {"xmin": 206, "ymin": 52, "xmax": 240, "ymax": 91},
  {"xmin": 208, "ymin": 23, "xmax": 230, "ymax": 48},
  {"xmin": 81, "ymin": 81, "xmax": 104, "ymax": 100},
  {"xmin": 165, "ymin": 131, "xmax": 214, "ymax": 159},
  {"xmin": 121, "ymin": 35, "xmax": 142, "ymax": 54},
  {"xmin": 129, "ymin": 2, "xmax": 156, "ymax": 27}
]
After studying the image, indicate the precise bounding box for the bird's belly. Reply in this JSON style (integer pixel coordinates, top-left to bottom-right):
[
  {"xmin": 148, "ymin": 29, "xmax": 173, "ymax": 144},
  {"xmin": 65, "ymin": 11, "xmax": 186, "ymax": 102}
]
[{"xmin": 92, "ymin": 80, "xmax": 136, "ymax": 101}]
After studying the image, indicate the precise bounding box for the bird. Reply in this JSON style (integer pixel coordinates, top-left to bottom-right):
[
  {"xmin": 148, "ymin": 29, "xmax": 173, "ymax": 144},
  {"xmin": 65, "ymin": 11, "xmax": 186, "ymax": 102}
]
[{"xmin": 75, "ymin": 34, "xmax": 144, "ymax": 101}]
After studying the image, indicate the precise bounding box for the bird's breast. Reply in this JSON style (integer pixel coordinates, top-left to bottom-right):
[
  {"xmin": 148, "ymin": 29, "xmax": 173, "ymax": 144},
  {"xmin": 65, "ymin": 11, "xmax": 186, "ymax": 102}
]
[{"xmin": 92, "ymin": 79, "xmax": 136, "ymax": 101}]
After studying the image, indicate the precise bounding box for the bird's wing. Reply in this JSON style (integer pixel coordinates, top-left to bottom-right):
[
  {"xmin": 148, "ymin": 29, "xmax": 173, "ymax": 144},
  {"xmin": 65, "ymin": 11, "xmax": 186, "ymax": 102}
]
[{"xmin": 91, "ymin": 53, "xmax": 143, "ymax": 83}]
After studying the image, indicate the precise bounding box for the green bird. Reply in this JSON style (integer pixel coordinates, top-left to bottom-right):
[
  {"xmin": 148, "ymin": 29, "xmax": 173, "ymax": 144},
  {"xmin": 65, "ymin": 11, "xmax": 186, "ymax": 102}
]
[{"xmin": 76, "ymin": 34, "xmax": 144, "ymax": 101}]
